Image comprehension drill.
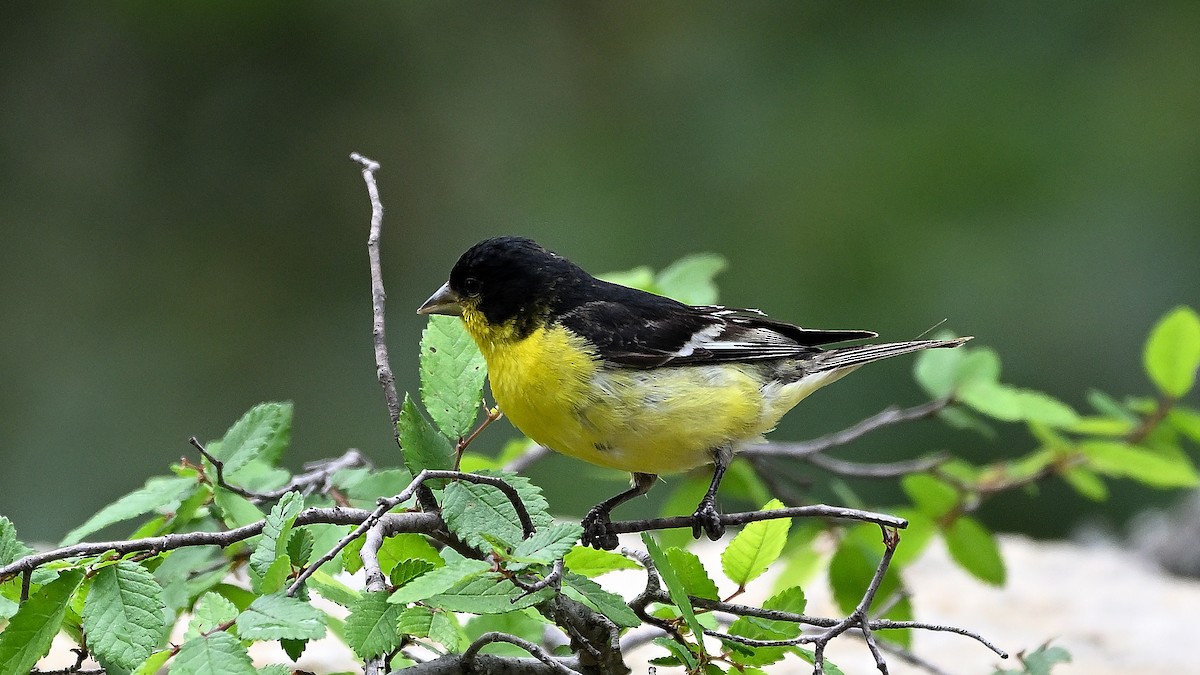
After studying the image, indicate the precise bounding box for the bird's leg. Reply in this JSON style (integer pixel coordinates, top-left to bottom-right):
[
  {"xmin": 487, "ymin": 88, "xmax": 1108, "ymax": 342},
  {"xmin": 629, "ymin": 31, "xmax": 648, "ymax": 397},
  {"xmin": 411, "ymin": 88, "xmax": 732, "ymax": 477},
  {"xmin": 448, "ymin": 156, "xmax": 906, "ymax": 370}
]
[
  {"xmin": 581, "ymin": 472, "xmax": 657, "ymax": 550},
  {"xmin": 691, "ymin": 446, "xmax": 732, "ymax": 541}
]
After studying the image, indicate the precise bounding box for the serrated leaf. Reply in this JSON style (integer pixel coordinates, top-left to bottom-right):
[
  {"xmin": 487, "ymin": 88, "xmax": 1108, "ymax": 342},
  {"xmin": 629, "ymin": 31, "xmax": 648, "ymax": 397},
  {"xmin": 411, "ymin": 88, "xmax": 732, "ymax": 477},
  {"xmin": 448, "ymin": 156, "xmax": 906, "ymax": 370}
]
[
  {"xmin": 563, "ymin": 545, "xmax": 642, "ymax": 577},
  {"xmin": 509, "ymin": 522, "xmax": 582, "ymax": 570},
  {"xmin": 1144, "ymin": 306, "xmax": 1200, "ymax": 398},
  {"xmin": 187, "ymin": 592, "xmax": 239, "ymax": 639},
  {"xmin": 82, "ymin": 561, "xmax": 167, "ymax": 670},
  {"xmin": 0, "ymin": 570, "xmax": 83, "ymax": 675},
  {"xmin": 397, "ymin": 394, "xmax": 454, "ymax": 473},
  {"xmin": 665, "ymin": 547, "xmax": 719, "ymax": 601},
  {"xmin": 652, "ymin": 635, "xmax": 698, "ymax": 669},
  {"xmin": 0, "ymin": 517, "xmax": 32, "ymax": 566},
  {"xmin": 721, "ymin": 499, "xmax": 790, "ymax": 588},
  {"xmin": 1079, "ymin": 440, "xmax": 1199, "ymax": 488},
  {"xmin": 424, "ymin": 572, "xmax": 553, "ymax": 613},
  {"xmin": 286, "ymin": 528, "xmax": 314, "ymax": 568},
  {"xmin": 341, "ymin": 468, "xmax": 415, "ymax": 508},
  {"xmin": 656, "ymin": 253, "xmax": 727, "ymax": 305},
  {"xmin": 725, "ymin": 586, "xmax": 806, "ymax": 666},
  {"xmin": 345, "ymin": 591, "xmax": 405, "ymax": 659},
  {"xmin": 943, "ymin": 516, "xmax": 1005, "ymax": 586},
  {"xmin": 208, "ymin": 401, "xmax": 292, "ymax": 477},
  {"xmin": 476, "ymin": 470, "xmax": 555, "ymax": 529},
  {"xmin": 389, "ymin": 558, "xmax": 437, "ymax": 589},
  {"xmin": 259, "ymin": 664, "xmax": 293, "ymax": 675},
  {"xmin": 235, "ymin": 592, "xmax": 326, "ymax": 640},
  {"xmin": 562, "ymin": 572, "xmax": 640, "ymax": 628},
  {"xmin": 61, "ymin": 476, "xmax": 196, "ymax": 545},
  {"xmin": 440, "ymin": 481, "xmax": 523, "ymax": 552},
  {"xmin": 643, "ymin": 533, "xmax": 706, "ymax": 655},
  {"xmin": 388, "ymin": 558, "xmax": 490, "ymax": 604},
  {"xmin": 430, "ymin": 611, "xmax": 466, "ymax": 652},
  {"xmin": 901, "ymin": 474, "xmax": 959, "ymax": 519},
  {"xmin": 171, "ymin": 631, "xmax": 256, "ymax": 675},
  {"xmin": 257, "ymin": 555, "xmax": 293, "ymax": 596},
  {"xmin": 249, "ymin": 491, "xmax": 303, "ymax": 592},
  {"xmin": 420, "ymin": 314, "xmax": 488, "ymax": 439},
  {"xmin": 397, "ymin": 605, "xmax": 435, "ymax": 637}
]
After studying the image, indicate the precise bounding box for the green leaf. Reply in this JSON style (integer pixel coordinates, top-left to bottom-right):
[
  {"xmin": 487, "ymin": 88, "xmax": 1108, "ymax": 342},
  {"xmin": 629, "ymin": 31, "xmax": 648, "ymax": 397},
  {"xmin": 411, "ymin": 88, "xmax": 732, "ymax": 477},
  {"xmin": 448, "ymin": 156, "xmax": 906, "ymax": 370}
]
[
  {"xmin": 187, "ymin": 592, "xmax": 239, "ymax": 639},
  {"xmin": 82, "ymin": 561, "xmax": 167, "ymax": 670},
  {"xmin": 1061, "ymin": 466, "xmax": 1108, "ymax": 501},
  {"xmin": 0, "ymin": 517, "xmax": 32, "ymax": 566},
  {"xmin": 425, "ymin": 572, "xmax": 554, "ymax": 614},
  {"xmin": 306, "ymin": 570, "xmax": 361, "ymax": 608},
  {"xmin": 249, "ymin": 491, "xmax": 303, "ymax": 593},
  {"xmin": 562, "ymin": 572, "xmax": 640, "ymax": 628},
  {"xmin": 665, "ymin": 547, "xmax": 719, "ymax": 601},
  {"xmin": 235, "ymin": 592, "xmax": 326, "ymax": 640},
  {"xmin": 0, "ymin": 570, "xmax": 83, "ymax": 675},
  {"xmin": 721, "ymin": 499, "xmax": 790, "ymax": 587},
  {"xmin": 171, "ymin": 631, "xmax": 256, "ymax": 675},
  {"xmin": 563, "ymin": 545, "xmax": 642, "ymax": 577},
  {"xmin": 943, "ymin": 516, "xmax": 1006, "ymax": 586},
  {"xmin": 420, "ymin": 314, "xmax": 488, "ymax": 440},
  {"xmin": 388, "ymin": 558, "xmax": 490, "ymax": 605},
  {"xmin": 388, "ymin": 558, "xmax": 437, "ymax": 589},
  {"xmin": 286, "ymin": 528, "xmax": 314, "ymax": 568},
  {"xmin": 397, "ymin": 604, "xmax": 434, "ymax": 637},
  {"xmin": 643, "ymin": 532, "xmax": 706, "ymax": 655},
  {"xmin": 131, "ymin": 650, "xmax": 171, "ymax": 675},
  {"xmin": 1079, "ymin": 440, "xmax": 1199, "ymax": 488},
  {"xmin": 651, "ymin": 636, "xmax": 698, "ymax": 670},
  {"xmin": 259, "ymin": 664, "xmax": 294, "ymax": 675},
  {"xmin": 1169, "ymin": 407, "xmax": 1200, "ymax": 444},
  {"xmin": 509, "ymin": 522, "xmax": 582, "ymax": 570},
  {"xmin": 396, "ymin": 394, "xmax": 453, "ymax": 473},
  {"xmin": 725, "ymin": 585, "xmax": 806, "ymax": 666},
  {"xmin": 913, "ymin": 338, "xmax": 967, "ymax": 398},
  {"xmin": 1015, "ymin": 391, "xmax": 1079, "ymax": 427},
  {"xmin": 61, "ymin": 476, "xmax": 196, "ymax": 545},
  {"xmin": 656, "ymin": 253, "xmax": 727, "ymax": 305},
  {"xmin": 207, "ymin": 401, "xmax": 293, "ymax": 477},
  {"xmin": 345, "ymin": 591, "xmax": 405, "ymax": 659},
  {"xmin": 340, "ymin": 468, "xmax": 415, "ymax": 508},
  {"xmin": 958, "ymin": 380, "xmax": 1023, "ymax": 421},
  {"xmin": 900, "ymin": 474, "xmax": 959, "ymax": 519},
  {"xmin": 464, "ymin": 611, "xmax": 546, "ymax": 657},
  {"xmin": 1144, "ymin": 306, "xmax": 1200, "ymax": 398},
  {"xmin": 440, "ymin": 480, "xmax": 524, "ymax": 552},
  {"xmin": 211, "ymin": 487, "xmax": 264, "ymax": 530}
]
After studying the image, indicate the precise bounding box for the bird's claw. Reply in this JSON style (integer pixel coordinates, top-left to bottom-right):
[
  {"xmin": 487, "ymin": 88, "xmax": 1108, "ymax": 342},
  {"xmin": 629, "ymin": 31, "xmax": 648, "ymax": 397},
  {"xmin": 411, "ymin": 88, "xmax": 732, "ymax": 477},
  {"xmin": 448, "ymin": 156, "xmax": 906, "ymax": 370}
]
[
  {"xmin": 581, "ymin": 506, "xmax": 619, "ymax": 550},
  {"xmin": 691, "ymin": 500, "xmax": 725, "ymax": 541}
]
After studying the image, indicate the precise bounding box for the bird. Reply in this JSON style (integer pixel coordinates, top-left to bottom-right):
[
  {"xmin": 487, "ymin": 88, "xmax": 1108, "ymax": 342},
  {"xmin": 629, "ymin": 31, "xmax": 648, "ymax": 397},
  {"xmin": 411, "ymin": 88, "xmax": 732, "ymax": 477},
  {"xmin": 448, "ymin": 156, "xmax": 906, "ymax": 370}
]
[{"xmin": 418, "ymin": 236, "xmax": 969, "ymax": 550}]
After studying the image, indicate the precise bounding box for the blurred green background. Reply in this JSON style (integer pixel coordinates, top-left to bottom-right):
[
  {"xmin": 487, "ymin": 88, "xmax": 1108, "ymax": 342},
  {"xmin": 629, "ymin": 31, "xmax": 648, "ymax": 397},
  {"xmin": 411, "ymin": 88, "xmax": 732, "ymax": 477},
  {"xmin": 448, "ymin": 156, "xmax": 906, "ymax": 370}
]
[{"xmin": 1, "ymin": 2, "xmax": 1196, "ymax": 542}]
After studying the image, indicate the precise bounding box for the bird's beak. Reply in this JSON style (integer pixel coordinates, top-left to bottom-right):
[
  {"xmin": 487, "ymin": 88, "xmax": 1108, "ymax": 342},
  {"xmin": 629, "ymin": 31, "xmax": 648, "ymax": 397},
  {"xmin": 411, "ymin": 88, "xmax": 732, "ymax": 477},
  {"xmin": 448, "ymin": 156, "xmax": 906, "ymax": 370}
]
[{"xmin": 417, "ymin": 282, "xmax": 463, "ymax": 316}]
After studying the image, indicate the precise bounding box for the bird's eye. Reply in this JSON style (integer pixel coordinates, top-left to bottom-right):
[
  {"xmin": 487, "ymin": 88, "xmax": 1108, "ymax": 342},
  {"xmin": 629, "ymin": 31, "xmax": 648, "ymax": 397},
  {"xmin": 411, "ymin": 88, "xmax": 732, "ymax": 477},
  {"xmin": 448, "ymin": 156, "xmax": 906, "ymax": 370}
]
[{"xmin": 461, "ymin": 277, "xmax": 482, "ymax": 296}]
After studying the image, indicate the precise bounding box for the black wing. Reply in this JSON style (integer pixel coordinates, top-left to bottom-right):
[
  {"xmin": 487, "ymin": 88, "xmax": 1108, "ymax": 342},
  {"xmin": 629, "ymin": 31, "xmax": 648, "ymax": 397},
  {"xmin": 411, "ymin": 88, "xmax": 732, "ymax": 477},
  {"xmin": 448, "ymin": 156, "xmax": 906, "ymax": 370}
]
[{"xmin": 555, "ymin": 281, "xmax": 876, "ymax": 368}]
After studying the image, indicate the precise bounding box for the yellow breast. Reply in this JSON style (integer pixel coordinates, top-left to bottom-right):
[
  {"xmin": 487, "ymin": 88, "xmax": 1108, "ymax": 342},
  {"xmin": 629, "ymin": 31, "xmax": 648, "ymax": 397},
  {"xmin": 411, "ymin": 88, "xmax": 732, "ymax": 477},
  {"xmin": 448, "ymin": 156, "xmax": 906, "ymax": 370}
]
[{"xmin": 460, "ymin": 308, "xmax": 777, "ymax": 475}]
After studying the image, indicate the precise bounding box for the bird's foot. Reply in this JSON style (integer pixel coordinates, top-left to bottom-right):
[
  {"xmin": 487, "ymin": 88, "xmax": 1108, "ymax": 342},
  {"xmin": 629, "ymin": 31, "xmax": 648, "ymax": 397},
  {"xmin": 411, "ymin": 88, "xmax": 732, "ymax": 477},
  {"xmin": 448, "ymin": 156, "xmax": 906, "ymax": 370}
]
[
  {"xmin": 581, "ymin": 506, "xmax": 619, "ymax": 550},
  {"xmin": 691, "ymin": 499, "xmax": 726, "ymax": 541}
]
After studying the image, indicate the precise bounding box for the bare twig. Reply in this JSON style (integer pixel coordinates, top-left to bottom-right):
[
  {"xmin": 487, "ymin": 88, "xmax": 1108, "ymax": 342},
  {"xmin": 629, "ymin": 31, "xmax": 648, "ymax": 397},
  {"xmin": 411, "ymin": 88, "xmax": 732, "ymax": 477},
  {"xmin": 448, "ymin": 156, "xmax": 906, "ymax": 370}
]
[
  {"xmin": 0, "ymin": 508, "xmax": 439, "ymax": 580},
  {"xmin": 512, "ymin": 558, "xmax": 564, "ymax": 600},
  {"xmin": 189, "ymin": 436, "xmax": 257, "ymax": 500},
  {"xmin": 608, "ymin": 503, "xmax": 908, "ymax": 538},
  {"xmin": 742, "ymin": 398, "xmax": 952, "ymax": 459},
  {"xmin": 803, "ymin": 452, "xmax": 949, "ymax": 479},
  {"xmin": 353, "ymin": 152, "xmax": 401, "ymax": 433},
  {"xmin": 462, "ymin": 632, "xmax": 581, "ymax": 674},
  {"xmin": 502, "ymin": 443, "xmax": 553, "ymax": 474},
  {"xmin": 361, "ymin": 519, "xmax": 393, "ymax": 675}
]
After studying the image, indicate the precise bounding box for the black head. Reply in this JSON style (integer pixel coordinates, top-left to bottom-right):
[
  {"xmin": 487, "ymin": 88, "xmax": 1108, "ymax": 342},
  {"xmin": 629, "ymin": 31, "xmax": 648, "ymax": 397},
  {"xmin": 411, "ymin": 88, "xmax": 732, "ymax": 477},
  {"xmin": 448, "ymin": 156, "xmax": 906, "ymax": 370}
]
[{"xmin": 424, "ymin": 236, "xmax": 590, "ymax": 336}]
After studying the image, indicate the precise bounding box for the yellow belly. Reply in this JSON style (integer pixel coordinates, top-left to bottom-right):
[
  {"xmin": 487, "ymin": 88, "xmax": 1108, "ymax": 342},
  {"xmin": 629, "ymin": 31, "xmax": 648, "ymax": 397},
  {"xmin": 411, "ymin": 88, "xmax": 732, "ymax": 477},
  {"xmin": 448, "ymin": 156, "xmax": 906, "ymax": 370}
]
[{"xmin": 463, "ymin": 312, "xmax": 792, "ymax": 475}]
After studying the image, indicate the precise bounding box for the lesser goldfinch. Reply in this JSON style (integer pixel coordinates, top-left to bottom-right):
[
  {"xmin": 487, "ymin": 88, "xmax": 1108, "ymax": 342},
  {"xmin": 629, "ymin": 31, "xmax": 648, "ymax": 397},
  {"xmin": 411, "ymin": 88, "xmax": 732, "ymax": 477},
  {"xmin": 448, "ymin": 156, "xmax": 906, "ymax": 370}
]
[{"xmin": 418, "ymin": 236, "xmax": 968, "ymax": 549}]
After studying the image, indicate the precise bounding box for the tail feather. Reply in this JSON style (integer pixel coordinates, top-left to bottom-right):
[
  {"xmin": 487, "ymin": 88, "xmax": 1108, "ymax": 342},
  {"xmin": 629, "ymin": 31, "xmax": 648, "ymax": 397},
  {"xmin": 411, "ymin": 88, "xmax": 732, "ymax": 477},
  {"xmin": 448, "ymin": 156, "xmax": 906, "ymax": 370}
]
[{"xmin": 810, "ymin": 336, "xmax": 972, "ymax": 373}]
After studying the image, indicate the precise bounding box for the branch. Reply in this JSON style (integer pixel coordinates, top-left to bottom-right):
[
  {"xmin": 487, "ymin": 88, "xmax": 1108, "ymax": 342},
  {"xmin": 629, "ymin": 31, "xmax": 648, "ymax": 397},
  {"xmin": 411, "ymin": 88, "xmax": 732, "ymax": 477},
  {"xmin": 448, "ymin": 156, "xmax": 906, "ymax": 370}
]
[
  {"xmin": 0, "ymin": 508, "xmax": 440, "ymax": 579},
  {"xmin": 742, "ymin": 398, "xmax": 952, "ymax": 459},
  {"xmin": 354, "ymin": 152, "xmax": 401, "ymax": 433},
  {"xmin": 362, "ymin": 518, "xmax": 395, "ymax": 675},
  {"xmin": 607, "ymin": 503, "xmax": 908, "ymax": 538},
  {"xmin": 462, "ymin": 632, "xmax": 580, "ymax": 674}
]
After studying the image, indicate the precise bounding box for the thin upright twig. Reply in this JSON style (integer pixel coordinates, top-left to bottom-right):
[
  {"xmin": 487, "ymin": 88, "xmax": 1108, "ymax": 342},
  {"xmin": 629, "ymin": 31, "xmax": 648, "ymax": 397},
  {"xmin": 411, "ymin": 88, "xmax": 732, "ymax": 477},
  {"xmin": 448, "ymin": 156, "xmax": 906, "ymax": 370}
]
[{"xmin": 353, "ymin": 153, "xmax": 401, "ymax": 433}]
